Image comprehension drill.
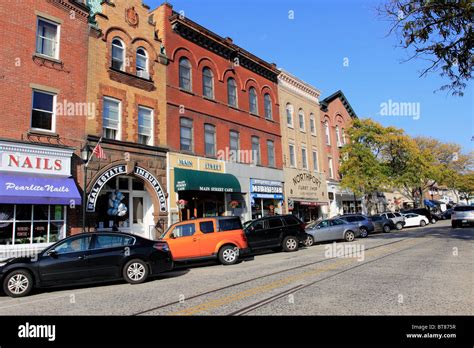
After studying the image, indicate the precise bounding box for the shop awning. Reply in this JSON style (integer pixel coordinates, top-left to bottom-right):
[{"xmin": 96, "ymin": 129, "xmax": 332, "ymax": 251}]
[
  {"xmin": 0, "ymin": 173, "xmax": 81, "ymax": 205},
  {"xmin": 174, "ymin": 168, "xmax": 241, "ymax": 193}
]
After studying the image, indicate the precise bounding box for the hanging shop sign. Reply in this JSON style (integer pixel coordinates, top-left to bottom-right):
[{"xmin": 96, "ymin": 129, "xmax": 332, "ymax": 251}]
[{"xmin": 284, "ymin": 168, "xmax": 327, "ymax": 202}]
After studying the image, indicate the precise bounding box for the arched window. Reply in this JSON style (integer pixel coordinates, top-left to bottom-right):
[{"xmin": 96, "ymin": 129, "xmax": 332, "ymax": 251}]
[
  {"xmin": 310, "ymin": 113, "xmax": 316, "ymax": 135},
  {"xmin": 264, "ymin": 93, "xmax": 272, "ymax": 119},
  {"xmin": 286, "ymin": 103, "xmax": 293, "ymax": 126},
  {"xmin": 298, "ymin": 109, "xmax": 305, "ymax": 131},
  {"xmin": 324, "ymin": 121, "xmax": 330, "ymax": 145},
  {"xmin": 336, "ymin": 126, "xmax": 341, "ymax": 146},
  {"xmin": 249, "ymin": 87, "xmax": 258, "ymax": 114},
  {"xmin": 202, "ymin": 67, "xmax": 214, "ymax": 99},
  {"xmin": 342, "ymin": 128, "xmax": 346, "ymax": 144},
  {"xmin": 111, "ymin": 37, "xmax": 125, "ymax": 71},
  {"xmin": 227, "ymin": 78, "xmax": 237, "ymax": 107},
  {"xmin": 179, "ymin": 57, "xmax": 192, "ymax": 91},
  {"xmin": 136, "ymin": 47, "xmax": 149, "ymax": 78}
]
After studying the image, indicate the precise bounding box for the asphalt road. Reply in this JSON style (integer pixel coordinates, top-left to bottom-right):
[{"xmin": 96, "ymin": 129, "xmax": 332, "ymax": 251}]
[{"xmin": 0, "ymin": 220, "xmax": 472, "ymax": 316}]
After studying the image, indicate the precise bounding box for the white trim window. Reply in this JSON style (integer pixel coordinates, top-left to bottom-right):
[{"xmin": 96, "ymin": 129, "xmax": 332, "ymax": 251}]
[
  {"xmin": 267, "ymin": 140, "xmax": 275, "ymax": 167},
  {"xmin": 36, "ymin": 17, "xmax": 60, "ymax": 59},
  {"xmin": 249, "ymin": 87, "xmax": 258, "ymax": 114},
  {"xmin": 251, "ymin": 136, "xmax": 261, "ymax": 165},
  {"xmin": 138, "ymin": 106, "xmax": 153, "ymax": 146},
  {"xmin": 328, "ymin": 157, "xmax": 334, "ymax": 178},
  {"xmin": 31, "ymin": 90, "xmax": 56, "ymax": 132},
  {"xmin": 179, "ymin": 58, "xmax": 192, "ymax": 91},
  {"xmin": 298, "ymin": 109, "xmax": 305, "ymax": 131},
  {"xmin": 342, "ymin": 128, "xmax": 346, "ymax": 144},
  {"xmin": 301, "ymin": 145, "xmax": 308, "ymax": 169},
  {"xmin": 289, "ymin": 144, "xmax": 296, "ymax": 168},
  {"xmin": 324, "ymin": 121, "xmax": 331, "ymax": 145},
  {"xmin": 204, "ymin": 124, "xmax": 216, "ymax": 156},
  {"xmin": 286, "ymin": 103, "xmax": 293, "ymax": 127},
  {"xmin": 103, "ymin": 97, "xmax": 121, "ymax": 140},
  {"xmin": 180, "ymin": 117, "xmax": 193, "ymax": 151},
  {"xmin": 111, "ymin": 38, "xmax": 125, "ymax": 71},
  {"xmin": 228, "ymin": 78, "xmax": 238, "ymax": 107},
  {"xmin": 310, "ymin": 113, "xmax": 316, "ymax": 135},
  {"xmin": 202, "ymin": 67, "xmax": 214, "ymax": 99},
  {"xmin": 312, "ymin": 149, "xmax": 319, "ymax": 172},
  {"xmin": 336, "ymin": 126, "xmax": 342, "ymax": 146},
  {"xmin": 264, "ymin": 93, "xmax": 272, "ymax": 120},
  {"xmin": 136, "ymin": 47, "xmax": 149, "ymax": 79}
]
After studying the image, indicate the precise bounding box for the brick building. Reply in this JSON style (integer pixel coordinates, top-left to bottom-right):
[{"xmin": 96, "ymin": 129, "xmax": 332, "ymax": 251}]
[
  {"xmin": 152, "ymin": 4, "xmax": 284, "ymax": 223},
  {"xmin": 0, "ymin": 0, "xmax": 89, "ymax": 255},
  {"xmin": 319, "ymin": 90, "xmax": 359, "ymax": 216},
  {"xmin": 84, "ymin": 0, "xmax": 169, "ymax": 239},
  {"xmin": 278, "ymin": 70, "xmax": 329, "ymax": 222}
]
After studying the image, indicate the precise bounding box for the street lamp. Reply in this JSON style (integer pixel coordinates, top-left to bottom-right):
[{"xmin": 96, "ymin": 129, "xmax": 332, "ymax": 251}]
[{"xmin": 80, "ymin": 144, "xmax": 91, "ymax": 233}]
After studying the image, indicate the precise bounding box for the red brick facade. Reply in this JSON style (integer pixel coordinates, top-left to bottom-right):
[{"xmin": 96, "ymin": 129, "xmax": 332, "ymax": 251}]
[
  {"xmin": 0, "ymin": 0, "xmax": 89, "ymax": 147},
  {"xmin": 320, "ymin": 91, "xmax": 357, "ymax": 182},
  {"xmin": 153, "ymin": 4, "xmax": 282, "ymax": 168}
]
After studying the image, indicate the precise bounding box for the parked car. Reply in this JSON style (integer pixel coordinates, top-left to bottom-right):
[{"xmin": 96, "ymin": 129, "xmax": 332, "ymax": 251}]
[
  {"xmin": 451, "ymin": 205, "xmax": 474, "ymax": 228},
  {"xmin": 0, "ymin": 232, "xmax": 173, "ymax": 298},
  {"xmin": 161, "ymin": 217, "xmax": 249, "ymax": 265},
  {"xmin": 244, "ymin": 215, "xmax": 307, "ymax": 252},
  {"xmin": 379, "ymin": 212, "xmax": 406, "ymax": 230},
  {"xmin": 338, "ymin": 214, "xmax": 375, "ymax": 238},
  {"xmin": 440, "ymin": 209, "xmax": 453, "ymax": 220},
  {"xmin": 368, "ymin": 215, "xmax": 395, "ymax": 233},
  {"xmin": 401, "ymin": 213, "xmax": 429, "ymax": 227},
  {"xmin": 304, "ymin": 218, "xmax": 361, "ymax": 246},
  {"xmin": 402, "ymin": 208, "xmax": 438, "ymax": 224}
]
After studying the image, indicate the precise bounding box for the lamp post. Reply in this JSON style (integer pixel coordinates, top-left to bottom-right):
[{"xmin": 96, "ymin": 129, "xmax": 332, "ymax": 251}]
[{"xmin": 80, "ymin": 144, "xmax": 91, "ymax": 233}]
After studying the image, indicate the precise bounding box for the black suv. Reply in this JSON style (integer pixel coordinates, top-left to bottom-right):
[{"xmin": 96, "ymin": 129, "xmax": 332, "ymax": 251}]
[{"xmin": 244, "ymin": 215, "xmax": 307, "ymax": 252}]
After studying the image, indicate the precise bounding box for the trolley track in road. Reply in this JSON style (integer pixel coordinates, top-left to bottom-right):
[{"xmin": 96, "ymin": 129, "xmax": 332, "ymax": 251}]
[
  {"xmin": 132, "ymin": 232, "xmax": 426, "ymax": 316},
  {"xmin": 228, "ymin": 238, "xmax": 422, "ymax": 315}
]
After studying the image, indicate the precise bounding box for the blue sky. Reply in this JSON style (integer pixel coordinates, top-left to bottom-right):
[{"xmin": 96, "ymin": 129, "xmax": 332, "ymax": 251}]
[{"xmin": 149, "ymin": 0, "xmax": 473, "ymax": 152}]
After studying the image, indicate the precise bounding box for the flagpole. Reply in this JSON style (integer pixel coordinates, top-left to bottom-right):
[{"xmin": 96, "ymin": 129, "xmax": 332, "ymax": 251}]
[{"xmin": 86, "ymin": 136, "xmax": 103, "ymax": 167}]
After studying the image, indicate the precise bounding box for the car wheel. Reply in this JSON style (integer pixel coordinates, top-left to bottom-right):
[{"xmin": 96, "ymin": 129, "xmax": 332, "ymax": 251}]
[
  {"xmin": 420, "ymin": 220, "xmax": 427, "ymax": 227},
  {"xmin": 304, "ymin": 234, "xmax": 314, "ymax": 247},
  {"xmin": 3, "ymin": 270, "xmax": 33, "ymax": 298},
  {"xmin": 383, "ymin": 224, "xmax": 391, "ymax": 233},
  {"xmin": 359, "ymin": 227, "xmax": 368, "ymax": 238},
  {"xmin": 395, "ymin": 222, "xmax": 403, "ymax": 230},
  {"xmin": 451, "ymin": 221, "xmax": 457, "ymax": 228},
  {"xmin": 282, "ymin": 236, "xmax": 299, "ymax": 252},
  {"xmin": 344, "ymin": 231, "xmax": 355, "ymax": 242},
  {"xmin": 431, "ymin": 218, "xmax": 436, "ymax": 224},
  {"xmin": 123, "ymin": 259, "xmax": 149, "ymax": 284},
  {"xmin": 218, "ymin": 245, "xmax": 239, "ymax": 265}
]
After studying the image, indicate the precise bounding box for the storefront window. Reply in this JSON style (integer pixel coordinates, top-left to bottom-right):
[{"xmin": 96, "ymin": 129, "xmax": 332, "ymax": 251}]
[{"xmin": 0, "ymin": 204, "xmax": 65, "ymax": 245}]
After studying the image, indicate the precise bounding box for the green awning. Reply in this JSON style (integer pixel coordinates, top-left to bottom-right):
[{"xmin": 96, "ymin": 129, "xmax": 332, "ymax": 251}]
[{"xmin": 174, "ymin": 168, "xmax": 241, "ymax": 193}]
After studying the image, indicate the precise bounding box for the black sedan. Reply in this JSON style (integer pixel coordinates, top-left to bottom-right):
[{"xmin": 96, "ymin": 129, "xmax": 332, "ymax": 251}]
[{"xmin": 0, "ymin": 232, "xmax": 173, "ymax": 297}]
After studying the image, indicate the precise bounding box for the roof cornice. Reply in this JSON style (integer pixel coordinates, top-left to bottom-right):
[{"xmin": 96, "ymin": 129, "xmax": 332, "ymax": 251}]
[
  {"xmin": 320, "ymin": 90, "xmax": 358, "ymax": 119},
  {"xmin": 169, "ymin": 12, "xmax": 280, "ymax": 83},
  {"xmin": 278, "ymin": 69, "xmax": 320, "ymax": 104}
]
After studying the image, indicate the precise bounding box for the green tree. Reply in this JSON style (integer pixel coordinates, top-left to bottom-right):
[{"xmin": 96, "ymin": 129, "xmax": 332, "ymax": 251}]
[
  {"xmin": 379, "ymin": 0, "xmax": 473, "ymax": 96},
  {"xmin": 455, "ymin": 172, "xmax": 474, "ymax": 204}
]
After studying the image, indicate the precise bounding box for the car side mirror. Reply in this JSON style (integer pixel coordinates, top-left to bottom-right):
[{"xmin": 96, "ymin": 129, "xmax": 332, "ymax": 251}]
[
  {"xmin": 47, "ymin": 249, "xmax": 57, "ymax": 257},
  {"xmin": 169, "ymin": 232, "xmax": 176, "ymax": 239}
]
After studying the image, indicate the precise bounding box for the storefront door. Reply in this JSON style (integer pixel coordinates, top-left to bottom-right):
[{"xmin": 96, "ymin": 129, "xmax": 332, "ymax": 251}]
[{"xmin": 131, "ymin": 190, "xmax": 153, "ymax": 239}]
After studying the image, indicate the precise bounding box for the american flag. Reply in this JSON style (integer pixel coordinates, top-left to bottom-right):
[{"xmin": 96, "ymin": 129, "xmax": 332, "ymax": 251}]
[{"xmin": 92, "ymin": 142, "xmax": 106, "ymax": 160}]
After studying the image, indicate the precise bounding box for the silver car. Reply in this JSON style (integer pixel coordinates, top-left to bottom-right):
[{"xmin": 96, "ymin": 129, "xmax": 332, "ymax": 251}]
[
  {"xmin": 451, "ymin": 205, "xmax": 474, "ymax": 228},
  {"xmin": 304, "ymin": 218, "xmax": 361, "ymax": 246}
]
